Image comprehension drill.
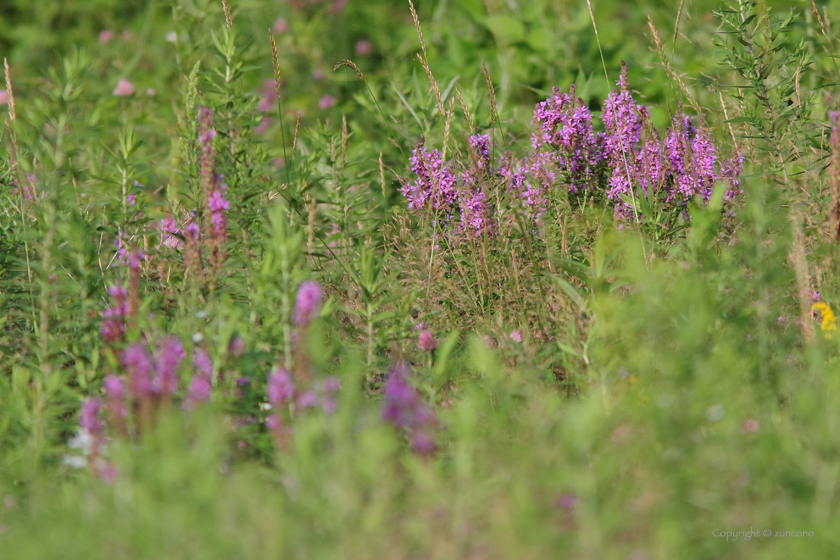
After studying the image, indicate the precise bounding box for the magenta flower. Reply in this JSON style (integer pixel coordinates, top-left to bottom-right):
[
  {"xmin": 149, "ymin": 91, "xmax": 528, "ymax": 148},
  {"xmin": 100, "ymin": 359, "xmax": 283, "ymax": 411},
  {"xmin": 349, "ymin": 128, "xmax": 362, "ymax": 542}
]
[
  {"xmin": 0, "ymin": 90, "xmax": 8, "ymax": 105},
  {"xmin": 208, "ymin": 188, "xmax": 229, "ymax": 233},
  {"xmin": 410, "ymin": 431, "xmax": 437, "ymax": 456},
  {"xmin": 510, "ymin": 330, "xmax": 522, "ymax": 343},
  {"xmin": 193, "ymin": 349, "xmax": 213, "ymax": 376},
  {"xmin": 255, "ymin": 117, "xmax": 271, "ymax": 136},
  {"xmin": 160, "ymin": 217, "xmax": 181, "ymax": 249},
  {"xmin": 80, "ymin": 399, "xmax": 103, "ymax": 438},
  {"xmin": 322, "ymin": 376, "xmax": 340, "ymax": 392},
  {"xmin": 124, "ymin": 343, "xmax": 154, "ymax": 398},
  {"xmin": 418, "ymin": 330, "xmax": 437, "ymax": 352},
  {"xmin": 381, "ymin": 364, "xmax": 438, "ymax": 456},
  {"xmin": 187, "ymin": 376, "xmax": 212, "ymax": 404},
  {"xmin": 103, "ymin": 375, "xmax": 128, "ymax": 418},
  {"xmin": 401, "ymin": 145, "xmax": 459, "ymax": 214},
  {"xmin": 273, "ymin": 18, "xmax": 289, "ymax": 34},
  {"xmin": 295, "ymin": 390, "xmax": 317, "ymax": 410},
  {"xmin": 127, "ymin": 249, "xmax": 143, "ymax": 270},
  {"xmin": 556, "ymin": 493, "xmax": 579, "ymax": 511},
  {"xmin": 152, "ymin": 337, "xmax": 185, "ymax": 396},
  {"xmin": 258, "ymin": 79, "xmax": 277, "ymax": 112},
  {"xmin": 99, "ymin": 30, "xmax": 114, "ymax": 44},
  {"xmin": 229, "ymin": 337, "xmax": 246, "ymax": 357},
  {"xmin": 293, "ymin": 281, "xmax": 322, "ymax": 326},
  {"xmin": 319, "ymin": 95, "xmax": 336, "ymax": 109},
  {"xmin": 113, "ymin": 80, "xmax": 134, "ymax": 96},
  {"xmin": 355, "ymin": 40, "xmax": 372, "ymax": 56},
  {"xmin": 99, "ymin": 462, "xmax": 117, "ymax": 484},
  {"xmin": 741, "ymin": 419, "xmax": 760, "ymax": 434},
  {"xmin": 267, "ymin": 367, "xmax": 295, "ymax": 405}
]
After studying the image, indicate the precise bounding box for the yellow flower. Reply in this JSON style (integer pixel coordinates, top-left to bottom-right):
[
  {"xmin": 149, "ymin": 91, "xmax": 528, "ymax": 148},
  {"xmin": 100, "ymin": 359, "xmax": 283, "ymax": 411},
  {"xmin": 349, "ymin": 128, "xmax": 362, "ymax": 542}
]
[{"xmin": 812, "ymin": 302, "xmax": 838, "ymax": 339}]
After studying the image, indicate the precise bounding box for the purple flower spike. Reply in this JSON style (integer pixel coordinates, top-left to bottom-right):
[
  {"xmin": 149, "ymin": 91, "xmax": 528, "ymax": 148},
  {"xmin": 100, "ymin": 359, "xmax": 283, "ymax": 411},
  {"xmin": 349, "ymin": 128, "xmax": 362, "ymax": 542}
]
[
  {"xmin": 123, "ymin": 343, "xmax": 154, "ymax": 398},
  {"xmin": 193, "ymin": 349, "xmax": 213, "ymax": 378},
  {"xmin": 293, "ymin": 281, "xmax": 322, "ymax": 327},
  {"xmin": 556, "ymin": 493, "xmax": 579, "ymax": 511},
  {"xmin": 185, "ymin": 348, "xmax": 213, "ymax": 407},
  {"xmin": 153, "ymin": 337, "xmax": 184, "ymax": 396},
  {"xmin": 410, "ymin": 431, "xmax": 437, "ymax": 456},
  {"xmin": 296, "ymin": 390, "xmax": 317, "ymax": 410},
  {"xmin": 188, "ymin": 376, "xmax": 212, "ymax": 404},
  {"xmin": 322, "ymin": 376, "xmax": 340, "ymax": 393},
  {"xmin": 381, "ymin": 364, "xmax": 439, "ymax": 456},
  {"xmin": 229, "ymin": 337, "xmax": 246, "ymax": 357},
  {"xmin": 267, "ymin": 367, "xmax": 295, "ymax": 405},
  {"xmin": 320, "ymin": 397, "xmax": 337, "ymax": 414},
  {"xmin": 418, "ymin": 330, "xmax": 437, "ymax": 352},
  {"xmin": 113, "ymin": 80, "xmax": 133, "ymax": 96},
  {"xmin": 80, "ymin": 399, "xmax": 103, "ymax": 437},
  {"xmin": 103, "ymin": 375, "xmax": 128, "ymax": 418}
]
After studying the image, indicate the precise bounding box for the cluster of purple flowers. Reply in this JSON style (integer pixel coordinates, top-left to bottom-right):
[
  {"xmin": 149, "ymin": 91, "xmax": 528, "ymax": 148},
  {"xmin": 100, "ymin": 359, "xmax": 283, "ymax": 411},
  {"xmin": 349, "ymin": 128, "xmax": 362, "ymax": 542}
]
[
  {"xmin": 380, "ymin": 364, "xmax": 438, "ymax": 456},
  {"xmin": 67, "ymin": 398, "xmax": 117, "ymax": 482},
  {"xmin": 156, "ymin": 108, "xmax": 230, "ymax": 276},
  {"xmin": 403, "ymin": 64, "xmax": 742, "ymax": 227},
  {"xmin": 524, "ymin": 65, "xmax": 743, "ymax": 217},
  {"xmin": 401, "ymin": 134, "xmax": 497, "ymax": 238},
  {"xmin": 100, "ymin": 285, "xmax": 128, "ymax": 343},
  {"xmin": 264, "ymin": 366, "xmax": 340, "ymax": 442},
  {"xmin": 117, "ymin": 337, "xmax": 186, "ymax": 404},
  {"xmin": 293, "ymin": 281, "xmax": 323, "ymax": 327}
]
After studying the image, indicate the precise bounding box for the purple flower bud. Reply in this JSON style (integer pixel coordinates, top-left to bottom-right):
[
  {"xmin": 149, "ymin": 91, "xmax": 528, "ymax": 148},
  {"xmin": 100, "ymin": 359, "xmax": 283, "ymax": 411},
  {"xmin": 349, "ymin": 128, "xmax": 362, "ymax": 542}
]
[
  {"xmin": 113, "ymin": 80, "xmax": 134, "ymax": 96},
  {"xmin": 320, "ymin": 397, "xmax": 337, "ymax": 414},
  {"xmin": 98, "ymin": 462, "xmax": 117, "ymax": 483},
  {"xmin": 293, "ymin": 281, "xmax": 322, "ymax": 327},
  {"xmin": 322, "ymin": 376, "xmax": 340, "ymax": 393},
  {"xmin": 296, "ymin": 390, "xmax": 317, "ymax": 409},
  {"xmin": 192, "ymin": 349, "xmax": 213, "ymax": 378},
  {"xmin": 123, "ymin": 343, "xmax": 153, "ymax": 398},
  {"xmin": 127, "ymin": 249, "xmax": 143, "ymax": 270},
  {"xmin": 267, "ymin": 367, "xmax": 295, "ymax": 405},
  {"xmin": 273, "ymin": 18, "xmax": 288, "ymax": 34},
  {"xmin": 556, "ymin": 493, "xmax": 578, "ymax": 511},
  {"xmin": 319, "ymin": 95, "xmax": 336, "ymax": 109},
  {"xmin": 355, "ymin": 40, "xmax": 372, "ymax": 56},
  {"xmin": 418, "ymin": 330, "xmax": 437, "ymax": 352},
  {"xmin": 187, "ymin": 376, "xmax": 212, "ymax": 404},
  {"xmin": 80, "ymin": 398, "xmax": 102, "ymax": 437},
  {"xmin": 153, "ymin": 337, "xmax": 184, "ymax": 396},
  {"xmin": 409, "ymin": 431, "xmax": 437, "ymax": 456},
  {"xmin": 104, "ymin": 375, "xmax": 124, "ymax": 399},
  {"xmin": 381, "ymin": 365, "xmax": 416, "ymax": 427},
  {"xmin": 103, "ymin": 375, "xmax": 128, "ymax": 418},
  {"xmin": 229, "ymin": 337, "xmax": 246, "ymax": 357}
]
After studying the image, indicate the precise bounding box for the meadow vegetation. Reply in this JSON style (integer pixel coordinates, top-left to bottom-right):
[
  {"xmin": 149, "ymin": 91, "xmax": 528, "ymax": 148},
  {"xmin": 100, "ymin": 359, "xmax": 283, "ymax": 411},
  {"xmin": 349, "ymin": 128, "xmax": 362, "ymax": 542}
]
[{"xmin": 1, "ymin": 0, "xmax": 840, "ymax": 558}]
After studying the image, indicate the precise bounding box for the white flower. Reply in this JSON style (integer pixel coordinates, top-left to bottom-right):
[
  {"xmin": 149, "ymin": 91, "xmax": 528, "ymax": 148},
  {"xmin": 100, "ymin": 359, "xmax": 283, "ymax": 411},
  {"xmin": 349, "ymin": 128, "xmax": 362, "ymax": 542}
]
[
  {"xmin": 68, "ymin": 429, "xmax": 92, "ymax": 452},
  {"xmin": 63, "ymin": 455, "xmax": 87, "ymax": 469}
]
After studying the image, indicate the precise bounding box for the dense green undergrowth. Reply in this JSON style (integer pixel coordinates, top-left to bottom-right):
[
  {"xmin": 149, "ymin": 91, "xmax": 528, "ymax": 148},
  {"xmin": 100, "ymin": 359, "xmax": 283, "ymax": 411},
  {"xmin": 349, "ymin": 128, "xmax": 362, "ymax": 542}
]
[{"xmin": 2, "ymin": 0, "xmax": 840, "ymax": 558}]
